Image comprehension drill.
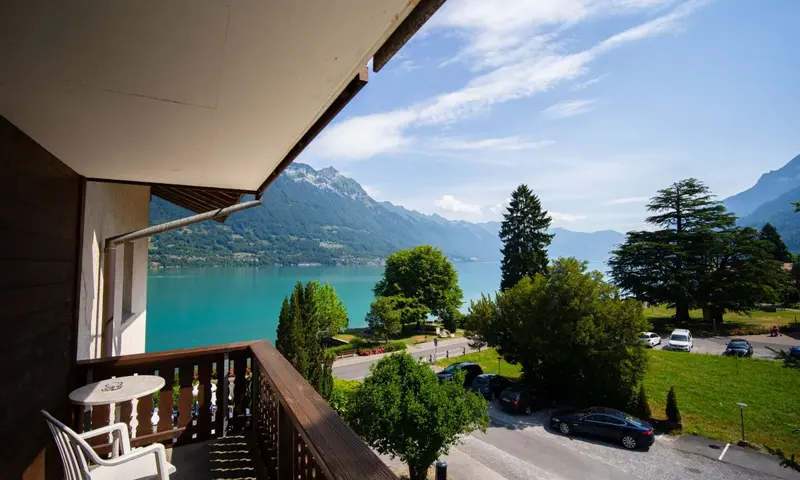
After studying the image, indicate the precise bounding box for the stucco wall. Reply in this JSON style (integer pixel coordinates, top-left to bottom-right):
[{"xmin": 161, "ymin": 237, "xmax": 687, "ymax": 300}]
[{"xmin": 77, "ymin": 181, "xmax": 150, "ymax": 360}]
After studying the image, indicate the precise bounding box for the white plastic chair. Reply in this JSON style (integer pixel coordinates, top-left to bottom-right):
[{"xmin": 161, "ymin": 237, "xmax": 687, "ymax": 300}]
[{"xmin": 42, "ymin": 410, "xmax": 176, "ymax": 480}]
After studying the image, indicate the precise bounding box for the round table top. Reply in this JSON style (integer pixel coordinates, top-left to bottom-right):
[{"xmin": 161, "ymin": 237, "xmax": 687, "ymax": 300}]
[{"xmin": 69, "ymin": 375, "xmax": 165, "ymax": 406}]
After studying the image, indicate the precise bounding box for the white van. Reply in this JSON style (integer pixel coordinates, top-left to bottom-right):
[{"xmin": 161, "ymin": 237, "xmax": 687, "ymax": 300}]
[{"xmin": 667, "ymin": 329, "xmax": 693, "ymax": 352}]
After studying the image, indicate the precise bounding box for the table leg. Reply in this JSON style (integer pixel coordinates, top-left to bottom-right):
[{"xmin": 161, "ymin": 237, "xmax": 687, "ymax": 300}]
[{"xmin": 112, "ymin": 402, "xmax": 120, "ymax": 457}]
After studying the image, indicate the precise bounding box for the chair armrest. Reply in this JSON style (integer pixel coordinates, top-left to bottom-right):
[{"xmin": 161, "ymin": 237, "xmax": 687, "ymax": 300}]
[
  {"xmin": 79, "ymin": 423, "xmax": 131, "ymax": 454},
  {"xmin": 97, "ymin": 443, "xmax": 171, "ymax": 479}
]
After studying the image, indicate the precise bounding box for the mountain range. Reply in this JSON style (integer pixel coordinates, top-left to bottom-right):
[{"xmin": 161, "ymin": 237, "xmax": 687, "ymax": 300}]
[
  {"xmin": 723, "ymin": 154, "xmax": 800, "ymax": 251},
  {"xmin": 149, "ymin": 164, "xmax": 625, "ymax": 267}
]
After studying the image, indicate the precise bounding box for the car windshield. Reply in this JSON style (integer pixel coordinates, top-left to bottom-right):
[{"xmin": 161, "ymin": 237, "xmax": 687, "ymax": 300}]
[
  {"xmin": 729, "ymin": 340, "xmax": 748, "ymax": 347},
  {"xmin": 671, "ymin": 334, "xmax": 688, "ymax": 342},
  {"xmin": 473, "ymin": 376, "xmax": 489, "ymax": 386},
  {"xmin": 621, "ymin": 413, "xmax": 644, "ymax": 427},
  {"xmin": 501, "ymin": 390, "xmax": 519, "ymax": 400},
  {"xmin": 442, "ymin": 365, "xmax": 459, "ymax": 374},
  {"xmin": 639, "ymin": 333, "xmax": 649, "ymax": 339}
]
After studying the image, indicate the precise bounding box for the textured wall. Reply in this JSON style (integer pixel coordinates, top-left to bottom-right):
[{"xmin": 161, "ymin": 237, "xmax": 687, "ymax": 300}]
[
  {"xmin": 0, "ymin": 116, "xmax": 83, "ymax": 479},
  {"xmin": 78, "ymin": 181, "xmax": 150, "ymax": 360}
]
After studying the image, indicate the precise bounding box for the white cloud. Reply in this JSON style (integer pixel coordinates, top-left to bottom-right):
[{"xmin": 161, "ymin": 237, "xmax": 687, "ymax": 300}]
[
  {"xmin": 310, "ymin": 1, "xmax": 709, "ymax": 161},
  {"xmin": 435, "ymin": 136, "xmax": 554, "ymax": 151},
  {"xmin": 543, "ymin": 99, "xmax": 597, "ymax": 119},
  {"xmin": 396, "ymin": 59, "xmax": 420, "ymax": 72},
  {"xmin": 603, "ymin": 196, "xmax": 650, "ymax": 205},
  {"xmin": 362, "ymin": 185, "xmax": 381, "ymax": 199},
  {"xmin": 572, "ymin": 73, "xmax": 610, "ymax": 90},
  {"xmin": 550, "ymin": 211, "xmax": 588, "ymax": 222},
  {"xmin": 489, "ymin": 198, "xmax": 511, "ymax": 215},
  {"xmin": 435, "ymin": 195, "xmax": 482, "ymax": 214}
]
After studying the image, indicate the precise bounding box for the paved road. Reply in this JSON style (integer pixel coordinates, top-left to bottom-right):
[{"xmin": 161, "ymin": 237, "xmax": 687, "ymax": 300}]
[{"xmin": 332, "ymin": 338, "xmax": 476, "ymax": 380}]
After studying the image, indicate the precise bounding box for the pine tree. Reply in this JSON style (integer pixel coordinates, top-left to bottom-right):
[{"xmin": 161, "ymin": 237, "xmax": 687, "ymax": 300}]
[
  {"xmin": 636, "ymin": 384, "xmax": 652, "ymax": 420},
  {"xmin": 760, "ymin": 223, "xmax": 793, "ymax": 263},
  {"xmin": 499, "ymin": 184, "xmax": 553, "ymax": 291},
  {"xmin": 275, "ymin": 297, "xmax": 294, "ymax": 359},
  {"xmin": 610, "ymin": 178, "xmax": 736, "ymax": 321},
  {"xmin": 666, "ymin": 386, "xmax": 681, "ymax": 424}
]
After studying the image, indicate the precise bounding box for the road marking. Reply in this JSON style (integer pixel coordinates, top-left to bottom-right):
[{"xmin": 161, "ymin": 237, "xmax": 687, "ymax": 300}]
[{"xmin": 718, "ymin": 443, "xmax": 730, "ymax": 461}]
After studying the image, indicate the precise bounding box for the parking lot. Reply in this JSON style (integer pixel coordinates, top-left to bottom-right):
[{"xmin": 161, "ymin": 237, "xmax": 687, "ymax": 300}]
[{"xmin": 647, "ymin": 334, "xmax": 800, "ymax": 360}]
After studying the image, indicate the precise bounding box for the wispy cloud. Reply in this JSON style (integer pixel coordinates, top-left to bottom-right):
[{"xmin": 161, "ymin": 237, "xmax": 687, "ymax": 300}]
[
  {"xmin": 542, "ymin": 99, "xmax": 597, "ymax": 119},
  {"xmin": 572, "ymin": 73, "xmax": 610, "ymax": 90},
  {"xmin": 603, "ymin": 196, "xmax": 651, "ymax": 205},
  {"xmin": 435, "ymin": 136, "xmax": 555, "ymax": 151},
  {"xmin": 310, "ymin": 1, "xmax": 710, "ymax": 162},
  {"xmin": 435, "ymin": 195, "xmax": 482, "ymax": 214},
  {"xmin": 550, "ymin": 211, "xmax": 588, "ymax": 222}
]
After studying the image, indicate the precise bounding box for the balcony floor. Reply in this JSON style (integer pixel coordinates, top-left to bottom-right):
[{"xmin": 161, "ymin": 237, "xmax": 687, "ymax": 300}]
[{"xmin": 167, "ymin": 434, "xmax": 267, "ymax": 480}]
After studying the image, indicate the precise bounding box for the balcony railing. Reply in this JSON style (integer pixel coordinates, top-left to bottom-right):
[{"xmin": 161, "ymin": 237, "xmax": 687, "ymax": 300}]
[{"xmin": 74, "ymin": 340, "xmax": 395, "ymax": 479}]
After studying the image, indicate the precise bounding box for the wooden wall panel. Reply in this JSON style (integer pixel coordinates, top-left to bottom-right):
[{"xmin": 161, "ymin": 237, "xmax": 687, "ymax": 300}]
[{"xmin": 0, "ymin": 116, "xmax": 84, "ymax": 480}]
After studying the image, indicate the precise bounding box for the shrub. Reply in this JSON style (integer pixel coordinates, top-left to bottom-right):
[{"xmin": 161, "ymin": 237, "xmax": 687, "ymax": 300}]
[
  {"xmin": 636, "ymin": 384, "xmax": 652, "ymax": 420},
  {"xmin": 328, "ymin": 343, "xmax": 356, "ymax": 355},
  {"xmin": 666, "ymin": 386, "xmax": 682, "ymax": 424},
  {"xmin": 330, "ymin": 378, "xmax": 361, "ymax": 418},
  {"xmin": 384, "ymin": 341, "xmax": 407, "ymax": 352}
]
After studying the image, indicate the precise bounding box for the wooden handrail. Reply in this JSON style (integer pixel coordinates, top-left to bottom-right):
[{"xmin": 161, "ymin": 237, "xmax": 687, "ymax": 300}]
[
  {"xmin": 76, "ymin": 340, "xmax": 256, "ymax": 366},
  {"xmin": 250, "ymin": 340, "xmax": 396, "ymax": 480}
]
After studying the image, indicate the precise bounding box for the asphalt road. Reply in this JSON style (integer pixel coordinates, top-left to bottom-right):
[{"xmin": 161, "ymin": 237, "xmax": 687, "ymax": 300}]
[{"xmin": 332, "ymin": 338, "xmax": 476, "ymax": 380}]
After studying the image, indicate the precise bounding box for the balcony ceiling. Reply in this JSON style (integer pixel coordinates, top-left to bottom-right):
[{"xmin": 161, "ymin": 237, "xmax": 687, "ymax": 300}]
[{"xmin": 0, "ymin": 0, "xmax": 426, "ymax": 192}]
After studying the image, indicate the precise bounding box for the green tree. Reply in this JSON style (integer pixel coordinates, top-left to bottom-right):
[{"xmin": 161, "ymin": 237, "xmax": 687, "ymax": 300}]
[
  {"xmin": 610, "ymin": 178, "xmax": 736, "ymax": 321},
  {"xmin": 636, "ymin": 385, "xmax": 652, "ymax": 420},
  {"xmin": 499, "ymin": 184, "xmax": 553, "ymax": 291},
  {"xmin": 347, "ymin": 353, "xmax": 489, "ymax": 480},
  {"xmin": 365, "ymin": 296, "xmax": 405, "ymax": 342},
  {"xmin": 463, "ymin": 293, "xmax": 498, "ymax": 349},
  {"xmin": 373, "ymin": 246, "xmax": 462, "ymax": 328},
  {"xmin": 469, "ymin": 258, "xmax": 649, "ymax": 408},
  {"xmin": 666, "ymin": 386, "xmax": 682, "ymax": 424},
  {"xmin": 760, "ymin": 223, "xmax": 794, "ymax": 263},
  {"xmin": 274, "ymin": 281, "xmax": 346, "ymax": 400}
]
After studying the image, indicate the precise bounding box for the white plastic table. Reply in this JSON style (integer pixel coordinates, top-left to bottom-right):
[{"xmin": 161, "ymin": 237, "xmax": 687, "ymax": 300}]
[
  {"xmin": 70, "ymin": 375, "xmax": 165, "ymax": 456},
  {"xmin": 69, "ymin": 375, "xmax": 165, "ymax": 406}
]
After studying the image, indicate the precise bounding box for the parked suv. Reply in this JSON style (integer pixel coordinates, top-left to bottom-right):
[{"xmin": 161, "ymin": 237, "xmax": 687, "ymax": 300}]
[
  {"xmin": 667, "ymin": 329, "xmax": 693, "ymax": 352},
  {"xmin": 437, "ymin": 362, "xmax": 483, "ymax": 387}
]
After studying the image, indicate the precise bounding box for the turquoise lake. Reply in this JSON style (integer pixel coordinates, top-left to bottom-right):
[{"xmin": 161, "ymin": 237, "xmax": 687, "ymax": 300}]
[{"xmin": 146, "ymin": 261, "xmax": 606, "ymax": 352}]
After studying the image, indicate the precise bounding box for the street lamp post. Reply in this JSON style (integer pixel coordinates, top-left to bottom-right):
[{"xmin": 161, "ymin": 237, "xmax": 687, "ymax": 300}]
[{"xmin": 736, "ymin": 402, "xmax": 747, "ymax": 442}]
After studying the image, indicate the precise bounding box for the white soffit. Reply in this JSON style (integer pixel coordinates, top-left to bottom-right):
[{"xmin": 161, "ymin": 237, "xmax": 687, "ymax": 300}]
[{"xmin": 0, "ymin": 0, "xmax": 418, "ymax": 190}]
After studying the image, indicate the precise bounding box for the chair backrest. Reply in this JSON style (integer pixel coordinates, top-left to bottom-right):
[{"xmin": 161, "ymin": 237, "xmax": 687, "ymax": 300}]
[{"xmin": 41, "ymin": 410, "xmax": 104, "ymax": 480}]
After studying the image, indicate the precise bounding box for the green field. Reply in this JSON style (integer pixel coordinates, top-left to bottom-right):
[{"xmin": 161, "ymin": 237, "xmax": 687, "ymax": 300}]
[
  {"xmin": 645, "ymin": 305, "xmax": 800, "ymax": 336},
  {"xmin": 337, "ymin": 328, "xmax": 465, "ymax": 346},
  {"xmin": 438, "ymin": 348, "xmax": 800, "ymax": 454}
]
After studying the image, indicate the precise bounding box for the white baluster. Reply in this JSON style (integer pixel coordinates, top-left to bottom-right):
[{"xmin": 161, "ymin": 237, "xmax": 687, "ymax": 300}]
[{"xmin": 129, "ymin": 398, "xmax": 139, "ymax": 439}]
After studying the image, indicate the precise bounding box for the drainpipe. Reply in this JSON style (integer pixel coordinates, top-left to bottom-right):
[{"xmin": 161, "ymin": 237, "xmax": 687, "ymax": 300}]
[{"xmin": 100, "ymin": 200, "xmax": 262, "ymax": 357}]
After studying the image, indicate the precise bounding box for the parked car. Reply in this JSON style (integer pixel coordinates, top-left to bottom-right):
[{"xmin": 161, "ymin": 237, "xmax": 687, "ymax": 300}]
[
  {"xmin": 788, "ymin": 346, "xmax": 800, "ymax": 361},
  {"xmin": 470, "ymin": 374, "xmax": 512, "ymax": 400},
  {"xmin": 437, "ymin": 362, "xmax": 483, "ymax": 387},
  {"xmin": 550, "ymin": 407, "xmax": 655, "ymax": 450},
  {"xmin": 497, "ymin": 385, "xmax": 540, "ymax": 415},
  {"xmin": 638, "ymin": 332, "xmax": 661, "ymax": 348},
  {"xmin": 666, "ymin": 329, "xmax": 693, "ymax": 352},
  {"xmin": 724, "ymin": 338, "xmax": 753, "ymax": 357}
]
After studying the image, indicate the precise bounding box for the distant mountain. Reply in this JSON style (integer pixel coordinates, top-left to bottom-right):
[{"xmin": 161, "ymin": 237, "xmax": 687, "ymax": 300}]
[
  {"xmin": 149, "ymin": 164, "xmax": 624, "ymax": 267},
  {"xmin": 739, "ymin": 186, "xmax": 800, "ymax": 251},
  {"xmin": 724, "ymin": 154, "xmax": 800, "ymax": 217}
]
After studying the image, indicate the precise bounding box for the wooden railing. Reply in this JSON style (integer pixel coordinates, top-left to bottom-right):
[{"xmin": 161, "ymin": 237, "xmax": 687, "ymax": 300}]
[{"xmin": 74, "ymin": 340, "xmax": 396, "ymax": 479}]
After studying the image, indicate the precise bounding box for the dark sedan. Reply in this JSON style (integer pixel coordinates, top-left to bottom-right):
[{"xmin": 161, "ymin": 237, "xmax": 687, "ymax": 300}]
[
  {"xmin": 498, "ymin": 385, "xmax": 540, "ymax": 415},
  {"xmin": 470, "ymin": 374, "xmax": 512, "ymax": 400},
  {"xmin": 437, "ymin": 362, "xmax": 483, "ymax": 387},
  {"xmin": 550, "ymin": 407, "xmax": 655, "ymax": 450},
  {"xmin": 724, "ymin": 338, "xmax": 753, "ymax": 357}
]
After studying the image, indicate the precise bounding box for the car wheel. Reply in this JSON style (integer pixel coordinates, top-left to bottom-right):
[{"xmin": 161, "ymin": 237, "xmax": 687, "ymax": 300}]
[
  {"xmin": 559, "ymin": 422, "xmax": 572, "ymax": 435},
  {"xmin": 622, "ymin": 435, "xmax": 637, "ymax": 450}
]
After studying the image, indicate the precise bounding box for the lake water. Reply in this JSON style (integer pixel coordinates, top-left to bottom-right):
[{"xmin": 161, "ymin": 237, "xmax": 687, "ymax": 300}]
[{"xmin": 146, "ymin": 261, "xmax": 606, "ymax": 352}]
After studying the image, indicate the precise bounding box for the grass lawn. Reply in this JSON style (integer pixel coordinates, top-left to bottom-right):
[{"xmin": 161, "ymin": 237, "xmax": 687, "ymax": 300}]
[
  {"xmin": 438, "ymin": 347, "xmax": 800, "ymax": 454},
  {"xmin": 645, "ymin": 305, "xmax": 800, "ymax": 336},
  {"xmin": 338, "ymin": 327, "xmax": 465, "ymax": 346},
  {"xmin": 644, "ymin": 350, "xmax": 800, "ymax": 454},
  {"xmin": 436, "ymin": 349, "xmax": 523, "ymax": 380}
]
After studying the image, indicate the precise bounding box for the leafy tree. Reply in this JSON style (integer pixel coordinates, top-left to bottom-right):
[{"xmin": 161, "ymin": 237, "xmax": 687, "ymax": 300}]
[
  {"xmin": 666, "ymin": 386, "xmax": 681, "ymax": 424},
  {"xmin": 611, "ymin": 179, "xmax": 734, "ymax": 321},
  {"xmin": 463, "ymin": 293, "xmax": 498, "ymax": 349},
  {"xmin": 636, "ymin": 385, "xmax": 652, "ymax": 420},
  {"xmin": 274, "ymin": 281, "xmax": 346, "ymax": 400},
  {"xmin": 330, "ymin": 378, "xmax": 361, "ymax": 418},
  {"xmin": 347, "ymin": 353, "xmax": 489, "ymax": 480},
  {"xmin": 373, "ymin": 246, "xmax": 462, "ymax": 328},
  {"xmin": 469, "ymin": 258, "xmax": 649, "ymax": 409},
  {"xmin": 365, "ymin": 296, "xmax": 405, "ymax": 341},
  {"xmin": 499, "ymin": 184, "xmax": 553, "ymax": 290},
  {"xmin": 760, "ymin": 223, "xmax": 794, "ymax": 263}
]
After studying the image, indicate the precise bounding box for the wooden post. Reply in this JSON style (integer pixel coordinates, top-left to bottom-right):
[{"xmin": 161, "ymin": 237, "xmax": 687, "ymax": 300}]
[{"xmin": 100, "ymin": 246, "xmax": 116, "ymax": 358}]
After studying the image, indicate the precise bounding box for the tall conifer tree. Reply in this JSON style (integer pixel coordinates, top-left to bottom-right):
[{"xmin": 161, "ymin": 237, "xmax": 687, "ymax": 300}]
[{"xmin": 499, "ymin": 184, "xmax": 553, "ymax": 291}]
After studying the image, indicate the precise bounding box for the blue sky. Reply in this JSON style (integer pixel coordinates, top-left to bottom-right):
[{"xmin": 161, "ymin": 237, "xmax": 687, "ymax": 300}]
[{"xmin": 300, "ymin": 0, "xmax": 799, "ymax": 233}]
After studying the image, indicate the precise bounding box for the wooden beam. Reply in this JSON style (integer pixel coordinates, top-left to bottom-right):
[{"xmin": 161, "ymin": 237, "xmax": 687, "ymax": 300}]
[{"xmin": 373, "ymin": 0, "xmax": 447, "ymax": 72}]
